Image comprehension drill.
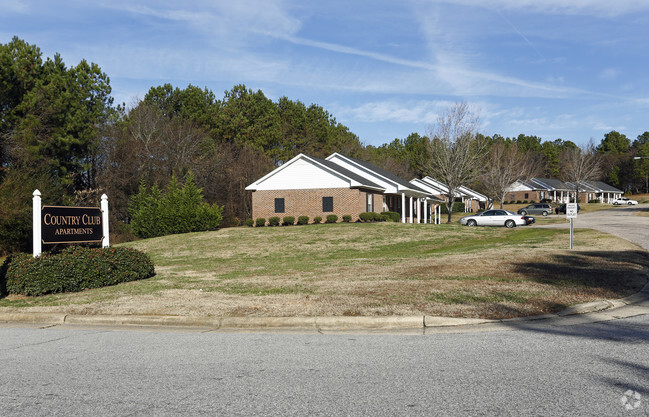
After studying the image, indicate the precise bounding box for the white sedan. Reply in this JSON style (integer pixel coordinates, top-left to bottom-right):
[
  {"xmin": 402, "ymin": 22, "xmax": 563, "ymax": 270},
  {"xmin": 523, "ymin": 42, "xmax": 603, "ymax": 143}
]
[
  {"xmin": 612, "ymin": 197, "xmax": 638, "ymax": 205},
  {"xmin": 459, "ymin": 209, "xmax": 531, "ymax": 228}
]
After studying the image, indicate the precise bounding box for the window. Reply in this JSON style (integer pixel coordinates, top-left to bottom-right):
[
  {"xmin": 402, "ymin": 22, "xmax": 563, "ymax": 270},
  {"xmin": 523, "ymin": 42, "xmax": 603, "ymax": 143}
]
[
  {"xmin": 524, "ymin": 193, "xmax": 529, "ymax": 199},
  {"xmin": 274, "ymin": 198, "xmax": 285, "ymax": 213},
  {"xmin": 322, "ymin": 196, "xmax": 333, "ymax": 212},
  {"xmin": 366, "ymin": 192, "xmax": 373, "ymax": 212}
]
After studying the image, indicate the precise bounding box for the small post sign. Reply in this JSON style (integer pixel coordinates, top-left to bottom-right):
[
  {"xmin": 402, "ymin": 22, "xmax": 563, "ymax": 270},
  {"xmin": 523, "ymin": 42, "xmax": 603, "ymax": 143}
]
[
  {"xmin": 565, "ymin": 203, "xmax": 578, "ymax": 219},
  {"xmin": 566, "ymin": 203, "xmax": 578, "ymax": 249}
]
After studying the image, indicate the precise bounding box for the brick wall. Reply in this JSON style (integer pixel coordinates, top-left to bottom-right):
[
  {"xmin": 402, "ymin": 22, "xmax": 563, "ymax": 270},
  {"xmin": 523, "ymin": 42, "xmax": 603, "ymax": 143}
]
[{"xmin": 251, "ymin": 188, "xmax": 371, "ymax": 223}]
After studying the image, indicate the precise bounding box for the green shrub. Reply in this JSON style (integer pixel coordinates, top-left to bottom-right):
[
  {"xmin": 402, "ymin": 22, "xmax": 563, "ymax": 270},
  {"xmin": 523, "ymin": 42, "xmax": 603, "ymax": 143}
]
[
  {"xmin": 381, "ymin": 211, "xmax": 400, "ymax": 222},
  {"xmin": 380, "ymin": 214, "xmax": 389, "ymax": 222},
  {"xmin": 5, "ymin": 246, "xmax": 155, "ymax": 296},
  {"xmin": 523, "ymin": 200, "xmax": 528, "ymax": 204},
  {"xmin": 588, "ymin": 199, "xmax": 599, "ymax": 203},
  {"xmin": 313, "ymin": 216, "xmax": 322, "ymax": 224},
  {"xmin": 255, "ymin": 218, "xmax": 266, "ymax": 227},
  {"xmin": 342, "ymin": 215, "xmax": 352, "ymax": 223},
  {"xmin": 268, "ymin": 217, "xmax": 280, "ymax": 226},
  {"xmin": 530, "ymin": 200, "xmax": 536, "ymax": 204},
  {"xmin": 129, "ymin": 172, "xmax": 223, "ymax": 239},
  {"xmin": 297, "ymin": 216, "xmax": 309, "ymax": 225},
  {"xmin": 440, "ymin": 202, "xmax": 466, "ymax": 214},
  {"xmin": 516, "ymin": 200, "xmax": 522, "ymax": 204},
  {"xmin": 245, "ymin": 218, "xmax": 254, "ymax": 227},
  {"xmin": 326, "ymin": 214, "xmax": 338, "ymax": 223},
  {"xmin": 282, "ymin": 216, "xmax": 295, "ymax": 226},
  {"xmin": 359, "ymin": 212, "xmax": 371, "ymax": 222}
]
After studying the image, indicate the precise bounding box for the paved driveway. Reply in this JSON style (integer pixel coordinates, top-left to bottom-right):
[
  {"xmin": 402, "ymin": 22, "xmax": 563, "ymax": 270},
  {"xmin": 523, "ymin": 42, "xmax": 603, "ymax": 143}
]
[{"xmin": 540, "ymin": 204, "xmax": 649, "ymax": 251}]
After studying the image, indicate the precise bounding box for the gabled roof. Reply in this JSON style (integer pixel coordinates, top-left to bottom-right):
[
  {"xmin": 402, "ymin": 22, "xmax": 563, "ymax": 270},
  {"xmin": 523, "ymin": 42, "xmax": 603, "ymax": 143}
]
[
  {"xmin": 245, "ymin": 153, "xmax": 385, "ymax": 191},
  {"xmin": 458, "ymin": 186, "xmax": 488, "ymax": 202},
  {"xmin": 530, "ymin": 178, "xmax": 571, "ymax": 191},
  {"xmin": 409, "ymin": 178, "xmax": 446, "ymax": 202},
  {"xmin": 565, "ymin": 182, "xmax": 595, "ymax": 192},
  {"xmin": 309, "ymin": 156, "xmax": 384, "ymax": 190},
  {"xmin": 326, "ymin": 153, "xmax": 430, "ymax": 196},
  {"xmin": 584, "ymin": 180, "xmax": 623, "ymax": 193}
]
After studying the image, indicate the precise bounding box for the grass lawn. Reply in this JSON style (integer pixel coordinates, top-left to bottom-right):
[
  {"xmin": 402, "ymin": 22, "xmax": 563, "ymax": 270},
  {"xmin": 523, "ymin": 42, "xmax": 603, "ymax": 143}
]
[{"xmin": 1, "ymin": 221, "xmax": 647, "ymax": 319}]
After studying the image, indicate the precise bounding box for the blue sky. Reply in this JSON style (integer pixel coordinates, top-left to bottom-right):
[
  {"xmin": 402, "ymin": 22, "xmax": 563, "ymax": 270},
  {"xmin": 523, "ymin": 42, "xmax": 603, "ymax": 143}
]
[{"xmin": 2, "ymin": 0, "xmax": 649, "ymax": 147}]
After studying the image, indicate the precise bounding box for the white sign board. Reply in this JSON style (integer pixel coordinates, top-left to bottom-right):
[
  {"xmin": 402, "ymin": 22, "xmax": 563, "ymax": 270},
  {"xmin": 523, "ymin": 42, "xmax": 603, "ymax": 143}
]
[{"xmin": 566, "ymin": 203, "xmax": 578, "ymax": 219}]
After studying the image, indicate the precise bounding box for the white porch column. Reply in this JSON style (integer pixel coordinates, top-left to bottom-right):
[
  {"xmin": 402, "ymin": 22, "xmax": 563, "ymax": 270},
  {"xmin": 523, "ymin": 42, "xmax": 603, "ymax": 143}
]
[
  {"xmin": 437, "ymin": 204, "xmax": 441, "ymax": 224},
  {"xmin": 101, "ymin": 194, "xmax": 110, "ymax": 248},
  {"xmin": 409, "ymin": 196, "xmax": 414, "ymax": 223},
  {"xmin": 423, "ymin": 199, "xmax": 428, "ymax": 224},
  {"xmin": 401, "ymin": 193, "xmax": 406, "ymax": 223},
  {"xmin": 33, "ymin": 190, "xmax": 41, "ymax": 257},
  {"xmin": 417, "ymin": 199, "xmax": 421, "ymax": 223}
]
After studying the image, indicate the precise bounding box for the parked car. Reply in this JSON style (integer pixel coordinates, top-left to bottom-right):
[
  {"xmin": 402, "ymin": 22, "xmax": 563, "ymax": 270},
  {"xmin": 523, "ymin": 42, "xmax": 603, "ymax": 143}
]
[
  {"xmin": 523, "ymin": 215, "xmax": 536, "ymax": 225},
  {"xmin": 517, "ymin": 203, "xmax": 553, "ymax": 216},
  {"xmin": 459, "ymin": 209, "xmax": 531, "ymax": 228},
  {"xmin": 612, "ymin": 197, "xmax": 638, "ymax": 205},
  {"xmin": 555, "ymin": 203, "xmax": 581, "ymax": 214}
]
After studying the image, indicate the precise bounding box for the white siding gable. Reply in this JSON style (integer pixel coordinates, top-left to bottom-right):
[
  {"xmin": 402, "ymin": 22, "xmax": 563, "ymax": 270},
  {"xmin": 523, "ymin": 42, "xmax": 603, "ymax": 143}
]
[
  {"xmin": 507, "ymin": 181, "xmax": 534, "ymax": 192},
  {"xmin": 251, "ymin": 158, "xmax": 350, "ymax": 190}
]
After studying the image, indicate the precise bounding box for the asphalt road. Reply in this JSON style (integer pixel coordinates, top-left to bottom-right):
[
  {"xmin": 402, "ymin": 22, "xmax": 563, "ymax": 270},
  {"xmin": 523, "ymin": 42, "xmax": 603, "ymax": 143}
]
[
  {"xmin": 540, "ymin": 204, "xmax": 649, "ymax": 251},
  {"xmin": 1, "ymin": 310, "xmax": 649, "ymax": 416}
]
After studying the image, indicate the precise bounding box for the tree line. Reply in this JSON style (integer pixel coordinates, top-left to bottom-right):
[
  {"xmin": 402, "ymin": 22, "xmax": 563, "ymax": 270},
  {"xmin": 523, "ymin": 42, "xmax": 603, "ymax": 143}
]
[{"xmin": 1, "ymin": 37, "xmax": 647, "ymax": 252}]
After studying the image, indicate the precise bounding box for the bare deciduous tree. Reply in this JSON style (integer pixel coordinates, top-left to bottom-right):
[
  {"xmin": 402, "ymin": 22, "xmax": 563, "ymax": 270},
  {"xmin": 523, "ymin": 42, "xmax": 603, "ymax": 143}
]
[
  {"xmin": 560, "ymin": 140, "xmax": 602, "ymax": 202},
  {"xmin": 422, "ymin": 102, "xmax": 487, "ymax": 223},
  {"xmin": 479, "ymin": 142, "xmax": 541, "ymax": 208}
]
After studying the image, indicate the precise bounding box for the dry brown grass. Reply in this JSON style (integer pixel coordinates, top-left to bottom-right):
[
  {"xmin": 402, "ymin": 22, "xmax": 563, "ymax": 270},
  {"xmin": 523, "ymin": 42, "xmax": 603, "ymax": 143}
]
[{"xmin": 1, "ymin": 222, "xmax": 647, "ymax": 319}]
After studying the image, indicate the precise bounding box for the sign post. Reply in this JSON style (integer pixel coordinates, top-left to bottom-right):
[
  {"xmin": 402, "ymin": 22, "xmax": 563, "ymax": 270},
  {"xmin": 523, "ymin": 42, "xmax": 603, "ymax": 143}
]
[
  {"xmin": 566, "ymin": 203, "xmax": 578, "ymax": 249},
  {"xmin": 33, "ymin": 190, "xmax": 42, "ymax": 257}
]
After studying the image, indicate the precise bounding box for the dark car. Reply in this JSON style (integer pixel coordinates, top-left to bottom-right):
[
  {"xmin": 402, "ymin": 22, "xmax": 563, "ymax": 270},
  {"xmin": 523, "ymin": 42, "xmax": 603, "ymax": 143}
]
[
  {"xmin": 523, "ymin": 215, "xmax": 535, "ymax": 225},
  {"xmin": 517, "ymin": 203, "xmax": 553, "ymax": 216},
  {"xmin": 555, "ymin": 203, "xmax": 581, "ymax": 214}
]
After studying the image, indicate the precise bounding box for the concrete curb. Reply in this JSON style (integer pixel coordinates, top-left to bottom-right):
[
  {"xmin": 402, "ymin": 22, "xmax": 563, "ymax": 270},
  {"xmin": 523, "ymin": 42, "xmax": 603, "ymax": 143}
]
[{"xmin": 1, "ymin": 280, "xmax": 647, "ymax": 331}]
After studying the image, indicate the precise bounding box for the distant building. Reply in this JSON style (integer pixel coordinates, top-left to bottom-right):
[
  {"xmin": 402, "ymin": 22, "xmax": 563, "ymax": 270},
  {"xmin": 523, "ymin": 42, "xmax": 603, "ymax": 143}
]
[
  {"xmin": 245, "ymin": 153, "xmax": 446, "ymax": 224},
  {"xmin": 506, "ymin": 178, "xmax": 622, "ymax": 203}
]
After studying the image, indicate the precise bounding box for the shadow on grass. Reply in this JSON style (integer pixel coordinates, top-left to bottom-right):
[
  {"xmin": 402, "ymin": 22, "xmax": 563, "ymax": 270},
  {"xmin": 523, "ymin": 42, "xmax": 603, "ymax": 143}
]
[{"xmin": 514, "ymin": 250, "xmax": 649, "ymax": 294}]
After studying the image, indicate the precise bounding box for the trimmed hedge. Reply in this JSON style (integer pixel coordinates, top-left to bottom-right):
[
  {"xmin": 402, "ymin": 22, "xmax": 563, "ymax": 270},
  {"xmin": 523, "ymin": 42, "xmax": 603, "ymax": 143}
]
[
  {"xmin": 325, "ymin": 214, "xmax": 338, "ymax": 223},
  {"xmin": 245, "ymin": 218, "xmax": 254, "ymax": 227},
  {"xmin": 255, "ymin": 218, "xmax": 266, "ymax": 227},
  {"xmin": 5, "ymin": 246, "xmax": 155, "ymax": 296},
  {"xmin": 297, "ymin": 216, "xmax": 309, "ymax": 225},
  {"xmin": 282, "ymin": 216, "xmax": 295, "ymax": 226},
  {"xmin": 268, "ymin": 217, "xmax": 280, "ymax": 226},
  {"xmin": 342, "ymin": 215, "xmax": 352, "ymax": 223},
  {"xmin": 381, "ymin": 211, "xmax": 400, "ymax": 222},
  {"xmin": 313, "ymin": 216, "xmax": 322, "ymax": 224}
]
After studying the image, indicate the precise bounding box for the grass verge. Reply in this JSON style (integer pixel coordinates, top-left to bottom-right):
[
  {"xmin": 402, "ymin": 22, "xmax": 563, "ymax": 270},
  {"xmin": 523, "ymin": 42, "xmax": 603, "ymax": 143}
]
[{"xmin": 1, "ymin": 222, "xmax": 647, "ymax": 319}]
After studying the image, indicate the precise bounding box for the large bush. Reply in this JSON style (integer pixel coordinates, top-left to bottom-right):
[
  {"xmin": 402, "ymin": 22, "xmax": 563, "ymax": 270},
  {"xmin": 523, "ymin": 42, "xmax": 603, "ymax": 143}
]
[
  {"xmin": 381, "ymin": 211, "xmax": 400, "ymax": 222},
  {"xmin": 129, "ymin": 172, "xmax": 223, "ymax": 239},
  {"xmin": 4, "ymin": 246, "xmax": 155, "ymax": 296}
]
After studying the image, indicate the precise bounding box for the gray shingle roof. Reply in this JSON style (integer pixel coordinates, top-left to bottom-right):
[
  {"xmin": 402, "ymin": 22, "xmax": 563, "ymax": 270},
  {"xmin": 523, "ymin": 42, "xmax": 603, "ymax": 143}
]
[
  {"xmin": 531, "ymin": 178, "xmax": 571, "ymax": 190},
  {"xmin": 584, "ymin": 180, "xmax": 623, "ymax": 193},
  {"xmin": 335, "ymin": 154, "xmax": 430, "ymax": 194}
]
